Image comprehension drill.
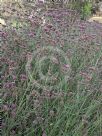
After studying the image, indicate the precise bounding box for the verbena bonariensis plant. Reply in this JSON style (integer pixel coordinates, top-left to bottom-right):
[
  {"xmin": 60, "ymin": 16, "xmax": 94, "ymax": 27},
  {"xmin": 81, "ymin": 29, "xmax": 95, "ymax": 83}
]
[{"xmin": 1, "ymin": 2, "xmax": 102, "ymax": 136}]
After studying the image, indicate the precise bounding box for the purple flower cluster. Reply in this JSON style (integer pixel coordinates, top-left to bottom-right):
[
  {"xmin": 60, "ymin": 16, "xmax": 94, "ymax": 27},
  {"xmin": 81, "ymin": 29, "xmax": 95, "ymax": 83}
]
[{"xmin": 3, "ymin": 82, "xmax": 15, "ymax": 89}]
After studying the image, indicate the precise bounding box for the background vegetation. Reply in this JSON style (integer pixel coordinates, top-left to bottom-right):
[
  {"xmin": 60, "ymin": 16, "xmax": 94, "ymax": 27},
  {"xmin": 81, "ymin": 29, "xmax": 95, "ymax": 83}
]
[{"xmin": 1, "ymin": 0, "xmax": 102, "ymax": 136}]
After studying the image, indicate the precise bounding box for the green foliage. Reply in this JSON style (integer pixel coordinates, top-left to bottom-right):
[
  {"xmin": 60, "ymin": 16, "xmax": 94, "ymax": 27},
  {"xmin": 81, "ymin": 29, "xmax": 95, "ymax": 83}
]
[
  {"xmin": 72, "ymin": 1, "xmax": 92, "ymax": 20},
  {"xmin": 81, "ymin": 2, "xmax": 92, "ymax": 20}
]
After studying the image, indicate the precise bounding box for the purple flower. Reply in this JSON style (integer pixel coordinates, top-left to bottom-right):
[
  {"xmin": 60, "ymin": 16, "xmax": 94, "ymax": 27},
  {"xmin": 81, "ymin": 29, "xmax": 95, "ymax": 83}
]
[
  {"xmin": 3, "ymin": 105, "xmax": 9, "ymax": 111},
  {"xmin": 38, "ymin": 0, "xmax": 45, "ymax": 3},
  {"xmin": 28, "ymin": 32, "xmax": 36, "ymax": 37},
  {"xmin": 3, "ymin": 82, "xmax": 15, "ymax": 89},
  {"xmin": 20, "ymin": 74, "xmax": 27, "ymax": 81},
  {"xmin": 63, "ymin": 64, "xmax": 70, "ymax": 69},
  {"xmin": 12, "ymin": 75, "xmax": 17, "ymax": 80},
  {"xmin": 10, "ymin": 103, "xmax": 16, "ymax": 109}
]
